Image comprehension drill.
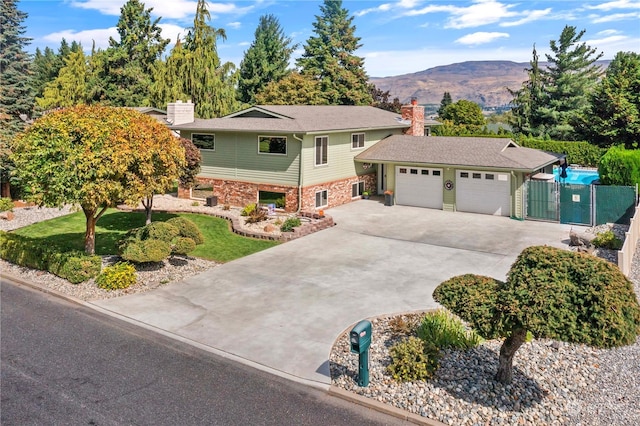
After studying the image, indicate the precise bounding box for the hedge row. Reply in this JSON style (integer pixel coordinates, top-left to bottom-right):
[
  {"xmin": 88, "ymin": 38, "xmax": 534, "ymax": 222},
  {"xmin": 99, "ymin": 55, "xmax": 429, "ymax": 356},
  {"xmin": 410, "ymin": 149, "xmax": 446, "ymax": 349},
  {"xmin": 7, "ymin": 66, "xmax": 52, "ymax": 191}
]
[
  {"xmin": 0, "ymin": 231, "xmax": 101, "ymax": 283},
  {"xmin": 598, "ymin": 145, "xmax": 640, "ymax": 186},
  {"xmin": 517, "ymin": 137, "xmax": 607, "ymax": 167}
]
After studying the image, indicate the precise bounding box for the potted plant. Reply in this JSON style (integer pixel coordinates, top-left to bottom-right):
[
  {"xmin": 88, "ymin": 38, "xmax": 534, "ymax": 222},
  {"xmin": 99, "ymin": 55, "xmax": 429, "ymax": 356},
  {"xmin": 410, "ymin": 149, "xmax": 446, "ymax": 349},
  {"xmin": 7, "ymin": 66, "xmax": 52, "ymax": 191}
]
[{"xmin": 362, "ymin": 191, "xmax": 370, "ymax": 200}]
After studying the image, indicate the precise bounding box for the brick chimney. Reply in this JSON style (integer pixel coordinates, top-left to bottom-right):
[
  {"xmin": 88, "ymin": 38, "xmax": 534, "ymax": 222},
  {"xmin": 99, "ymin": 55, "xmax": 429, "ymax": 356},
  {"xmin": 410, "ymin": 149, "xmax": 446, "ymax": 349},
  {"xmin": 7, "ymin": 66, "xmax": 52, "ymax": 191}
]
[
  {"xmin": 167, "ymin": 100, "xmax": 194, "ymax": 125},
  {"xmin": 401, "ymin": 98, "xmax": 424, "ymax": 136}
]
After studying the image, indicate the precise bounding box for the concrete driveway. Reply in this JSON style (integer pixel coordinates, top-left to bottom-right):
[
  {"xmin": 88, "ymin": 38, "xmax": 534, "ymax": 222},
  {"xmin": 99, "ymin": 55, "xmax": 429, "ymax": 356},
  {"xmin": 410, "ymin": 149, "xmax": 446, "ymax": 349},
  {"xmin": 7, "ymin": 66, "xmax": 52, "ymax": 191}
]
[{"xmin": 92, "ymin": 199, "xmax": 581, "ymax": 388}]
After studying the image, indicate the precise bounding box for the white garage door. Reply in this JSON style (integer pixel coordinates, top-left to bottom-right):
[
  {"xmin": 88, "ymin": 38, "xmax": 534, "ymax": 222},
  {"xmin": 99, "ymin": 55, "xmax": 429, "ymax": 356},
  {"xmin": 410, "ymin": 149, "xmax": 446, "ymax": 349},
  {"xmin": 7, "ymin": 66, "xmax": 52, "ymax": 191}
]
[
  {"xmin": 456, "ymin": 170, "xmax": 510, "ymax": 216},
  {"xmin": 395, "ymin": 166, "xmax": 443, "ymax": 209}
]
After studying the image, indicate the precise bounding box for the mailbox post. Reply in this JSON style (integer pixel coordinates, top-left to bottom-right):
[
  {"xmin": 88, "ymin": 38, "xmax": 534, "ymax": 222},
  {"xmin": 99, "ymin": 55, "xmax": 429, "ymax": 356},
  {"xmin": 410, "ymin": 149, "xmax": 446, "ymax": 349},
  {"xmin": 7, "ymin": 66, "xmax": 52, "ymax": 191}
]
[{"xmin": 349, "ymin": 320, "xmax": 372, "ymax": 387}]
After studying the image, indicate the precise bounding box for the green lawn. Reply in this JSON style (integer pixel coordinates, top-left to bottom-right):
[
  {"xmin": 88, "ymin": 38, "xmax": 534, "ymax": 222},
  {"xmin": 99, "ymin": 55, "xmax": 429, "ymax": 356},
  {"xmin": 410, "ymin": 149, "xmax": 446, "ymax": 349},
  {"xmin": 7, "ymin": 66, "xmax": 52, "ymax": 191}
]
[{"xmin": 13, "ymin": 209, "xmax": 279, "ymax": 263}]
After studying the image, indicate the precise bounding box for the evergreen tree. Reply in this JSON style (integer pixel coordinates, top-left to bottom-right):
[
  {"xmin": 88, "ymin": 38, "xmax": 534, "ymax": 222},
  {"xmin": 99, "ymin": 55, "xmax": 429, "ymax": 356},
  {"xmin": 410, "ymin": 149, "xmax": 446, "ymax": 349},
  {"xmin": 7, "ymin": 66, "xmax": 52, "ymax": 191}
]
[
  {"xmin": 238, "ymin": 14, "xmax": 296, "ymax": 105},
  {"xmin": 0, "ymin": 0, "xmax": 34, "ymax": 195},
  {"xmin": 539, "ymin": 26, "xmax": 603, "ymax": 140},
  {"xmin": 100, "ymin": 0, "xmax": 169, "ymax": 106},
  {"xmin": 508, "ymin": 45, "xmax": 547, "ymax": 135},
  {"xmin": 437, "ymin": 92, "xmax": 452, "ymax": 117},
  {"xmin": 296, "ymin": 0, "xmax": 372, "ymax": 105},
  {"xmin": 255, "ymin": 72, "xmax": 327, "ymax": 105},
  {"xmin": 32, "ymin": 47, "xmax": 59, "ymax": 98},
  {"xmin": 37, "ymin": 49, "xmax": 91, "ymax": 109},
  {"xmin": 576, "ymin": 51, "xmax": 640, "ymax": 149},
  {"xmin": 153, "ymin": 0, "xmax": 238, "ymax": 117}
]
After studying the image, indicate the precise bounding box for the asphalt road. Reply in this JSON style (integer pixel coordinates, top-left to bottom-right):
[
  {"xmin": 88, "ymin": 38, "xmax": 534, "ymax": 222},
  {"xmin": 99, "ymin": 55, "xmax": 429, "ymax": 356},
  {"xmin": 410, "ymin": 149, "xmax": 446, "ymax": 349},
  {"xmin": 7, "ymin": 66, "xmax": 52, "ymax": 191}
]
[{"xmin": 1, "ymin": 280, "xmax": 408, "ymax": 426}]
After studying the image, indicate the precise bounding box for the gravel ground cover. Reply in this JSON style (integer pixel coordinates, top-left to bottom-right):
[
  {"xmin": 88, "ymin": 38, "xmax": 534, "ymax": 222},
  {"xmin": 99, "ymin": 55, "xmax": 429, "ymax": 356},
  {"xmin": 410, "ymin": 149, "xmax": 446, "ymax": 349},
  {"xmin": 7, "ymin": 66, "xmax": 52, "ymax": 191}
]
[{"xmin": 330, "ymin": 228, "xmax": 640, "ymax": 426}]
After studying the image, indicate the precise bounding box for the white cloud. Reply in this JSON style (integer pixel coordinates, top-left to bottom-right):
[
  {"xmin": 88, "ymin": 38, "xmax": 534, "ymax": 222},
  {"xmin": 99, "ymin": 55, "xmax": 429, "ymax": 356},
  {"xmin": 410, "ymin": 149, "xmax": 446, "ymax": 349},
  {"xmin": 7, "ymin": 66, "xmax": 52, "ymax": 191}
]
[
  {"xmin": 500, "ymin": 9, "xmax": 552, "ymax": 27},
  {"xmin": 42, "ymin": 27, "xmax": 118, "ymax": 51},
  {"xmin": 586, "ymin": 0, "xmax": 640, "ymax": 11},
  {"xmin": 69, "ymin": 0, "xmax": 253, "ymax": 20},
  {"xmin": 589, "ymin": 11, "xmax": 640, "ymax": 22},
  {"xmin": 227, "ymin": 21, "xmax": 242, "ymax": 30},
  {"xmin": 456, "ymin": 32, "xmax": 509, "ymax": 45},
  {"xmin": 158, "ymin": 24, "xmax": 187, "ymax": 45}
]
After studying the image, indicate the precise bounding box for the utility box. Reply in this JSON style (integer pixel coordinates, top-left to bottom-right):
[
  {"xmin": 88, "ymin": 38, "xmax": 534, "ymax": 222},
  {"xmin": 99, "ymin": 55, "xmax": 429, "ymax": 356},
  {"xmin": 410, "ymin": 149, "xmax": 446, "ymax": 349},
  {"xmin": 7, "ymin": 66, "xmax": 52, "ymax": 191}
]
[
  {"xmin": 350, "ymin": 320, "xmax": 372, "ymax": 354},
  {"xmin": 206, "ymin": 196, "xmax": 218, "ymax": 207}
]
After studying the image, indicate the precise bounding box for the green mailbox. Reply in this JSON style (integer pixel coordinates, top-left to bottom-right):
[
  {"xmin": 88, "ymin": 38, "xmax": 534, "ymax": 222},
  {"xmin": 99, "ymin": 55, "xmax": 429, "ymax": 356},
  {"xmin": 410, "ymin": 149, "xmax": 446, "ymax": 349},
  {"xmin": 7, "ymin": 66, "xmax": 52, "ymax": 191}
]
[{"xmin": 349, "ymin": 320, "xmax": 372, "ymax": 387}]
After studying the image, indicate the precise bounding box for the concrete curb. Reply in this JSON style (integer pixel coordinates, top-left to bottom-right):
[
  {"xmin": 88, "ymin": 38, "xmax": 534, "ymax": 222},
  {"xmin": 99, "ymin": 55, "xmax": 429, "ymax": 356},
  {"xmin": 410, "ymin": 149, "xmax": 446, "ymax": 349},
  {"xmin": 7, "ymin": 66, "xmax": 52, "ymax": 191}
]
[{"xmin": 328, "ymin": 387, "xmax": 447, "ymax": 426}]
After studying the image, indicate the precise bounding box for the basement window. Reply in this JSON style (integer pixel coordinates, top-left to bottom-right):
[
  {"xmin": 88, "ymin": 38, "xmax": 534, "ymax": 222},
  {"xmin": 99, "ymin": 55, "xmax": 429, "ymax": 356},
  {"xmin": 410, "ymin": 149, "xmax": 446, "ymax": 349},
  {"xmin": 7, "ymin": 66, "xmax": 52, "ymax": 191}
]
[
  {"xmin": 315, "ymin": 190, "xmax": 328, "ymax": 208},
  {"xmin": 352, "ymin": 181, "xmax": 365, "ymax": 198}
]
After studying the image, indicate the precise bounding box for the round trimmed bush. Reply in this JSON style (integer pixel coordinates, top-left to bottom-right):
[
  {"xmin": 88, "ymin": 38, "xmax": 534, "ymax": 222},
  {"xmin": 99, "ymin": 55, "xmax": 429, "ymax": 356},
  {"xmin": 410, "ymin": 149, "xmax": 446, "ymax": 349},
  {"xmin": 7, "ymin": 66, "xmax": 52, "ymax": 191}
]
[
  {"xmin": 172, "ymin": 237, "xmax": 196, "ymax": 255},
  {"xmin": 166, "ymin": 217, "xmax": 204, "ymax": 244},
  {"xmin": 139, "ymin": 222, "xmax": 179, "ymax": 243},
  {"xmin": 120, "ymin": 239, "xmax": 171, "ymax": 263},
  {"xmin": 96, "ymin": 262, "xmax": 137, "ymax": 290}
]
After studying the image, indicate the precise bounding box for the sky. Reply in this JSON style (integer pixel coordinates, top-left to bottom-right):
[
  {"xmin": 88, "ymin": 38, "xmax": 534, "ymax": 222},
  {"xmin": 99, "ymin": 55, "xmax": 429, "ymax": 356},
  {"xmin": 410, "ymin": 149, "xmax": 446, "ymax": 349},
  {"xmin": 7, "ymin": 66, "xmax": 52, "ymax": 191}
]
[{"xmin": 19, "ymin": 0, "xmax": 640, "ymax": 78}]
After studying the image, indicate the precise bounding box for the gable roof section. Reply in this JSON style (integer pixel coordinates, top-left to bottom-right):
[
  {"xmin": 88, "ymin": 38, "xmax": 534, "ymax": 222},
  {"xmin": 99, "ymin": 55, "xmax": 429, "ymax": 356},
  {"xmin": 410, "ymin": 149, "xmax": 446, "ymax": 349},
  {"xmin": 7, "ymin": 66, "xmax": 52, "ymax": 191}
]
[
  {"xmin": 171, "ymin": 105, "xmax": 438, "ymax": 134},
  {"xmin": 355, "ymin": 135, "xmax": 561, "ymax": 171}
]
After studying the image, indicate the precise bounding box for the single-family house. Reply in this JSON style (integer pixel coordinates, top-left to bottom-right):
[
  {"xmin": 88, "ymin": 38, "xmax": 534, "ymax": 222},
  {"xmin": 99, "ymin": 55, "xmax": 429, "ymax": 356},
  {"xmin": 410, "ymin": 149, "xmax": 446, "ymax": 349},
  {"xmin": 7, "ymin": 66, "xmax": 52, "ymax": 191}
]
[{"xmin": 169, "ymin": 100, "xmax": 561, "ymax": 219}]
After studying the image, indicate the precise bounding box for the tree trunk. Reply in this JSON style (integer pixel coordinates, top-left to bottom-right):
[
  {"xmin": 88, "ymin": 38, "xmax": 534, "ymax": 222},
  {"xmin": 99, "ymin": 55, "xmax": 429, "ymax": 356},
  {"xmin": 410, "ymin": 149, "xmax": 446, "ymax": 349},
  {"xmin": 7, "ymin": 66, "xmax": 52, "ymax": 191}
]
[
  {"xmin": 83, "ymin": 208, "xmax": 97, "ymax": 255},
  {"xmin": 142, "ymin": 195, "xmax": 153, "ymax": 225},
  {"xmin": 495, "ymin": 327, "xmax": 528, "ymax": 384}
]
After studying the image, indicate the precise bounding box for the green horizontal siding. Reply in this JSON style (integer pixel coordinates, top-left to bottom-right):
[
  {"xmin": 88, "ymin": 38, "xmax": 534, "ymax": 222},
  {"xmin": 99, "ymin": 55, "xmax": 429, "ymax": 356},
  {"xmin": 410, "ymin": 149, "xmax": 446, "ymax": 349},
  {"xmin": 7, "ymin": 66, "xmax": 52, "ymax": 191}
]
[{"xmin": 183, "ymin": 130, "xmax": 300, "ymax": 186}]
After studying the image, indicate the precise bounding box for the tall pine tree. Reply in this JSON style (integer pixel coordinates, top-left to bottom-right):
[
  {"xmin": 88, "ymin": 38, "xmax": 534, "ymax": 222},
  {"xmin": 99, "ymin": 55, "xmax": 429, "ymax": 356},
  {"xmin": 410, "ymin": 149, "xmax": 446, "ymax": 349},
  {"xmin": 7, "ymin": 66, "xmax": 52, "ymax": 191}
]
[
  {"xmin": 508, "ymin": 45, "xmax": 547, "ymax": 136},
  {"xmin": 36, "ymin": 49, "xmax": 92, "ymax": 109},
  {"xmin": 0, "ymin": 0, "xmax": 34, "ymax": 196},
  {"xmin": 238, "ymin": 14, "xmax": 296, "ymax": 105},
  {"xmin": 296, "ymin": 0, "xmax": 372, "ymax": 105},
  {"xmin": 100, "ymin": 0, "xmax": 169, "ymax": 106},
  {"xmin": 437, "ymin": 92, "xmax": 452, "ymax": 117},
  {"xmin": 539, "ymin": 26, "xmax": 603, "ymax": 140}
]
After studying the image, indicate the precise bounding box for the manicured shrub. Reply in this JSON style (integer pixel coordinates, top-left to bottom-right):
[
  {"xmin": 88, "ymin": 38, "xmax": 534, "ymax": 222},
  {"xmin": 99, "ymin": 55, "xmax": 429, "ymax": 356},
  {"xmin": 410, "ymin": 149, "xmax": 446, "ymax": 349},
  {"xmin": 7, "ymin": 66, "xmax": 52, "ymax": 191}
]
[
  {"xmin": 0, "ymin": 232, "xmax": 100, "ymax": 283},
  {"xmin": 417, "ymin": 309, "xmax": 483, "ymax": 350},
  {"xmin": 387, "ymin": 337, "xmax": 440, "ymax": 382},
  {"xmin": 432, "ymin": 274, "xmax": 503, "ymax": 339},
  {"xmin": 0, "ymin": 197, "xmax": 13, "ymax": 212},
  {"xmin": 96, "ymin": 262, "xmax": 137, "ymax": 290},
  {"xmin": 517, "ymin": 137, "xmax": 607, "ymax": 167},
  {"xmin": 280, "ymin": 217, "xmax": 301, "ymax": 232},
  {"xmin": 592, "ymin": 230, "xmax": 623, "ymax": 250},
  {"xmin": 166, "ymin": 217, "xmax": 204, "ymax": 244},
  {"xmin": 435, "ymin": 246, "xmax": 640, "ymax": 383},
  {"xmin": 172, "ymin": 237, "xmax": 196, "ymax": 255},
  {"xmin": 120, "ymin": 239, "xmax": 171, "ymax": 263},
  {"xmin": 49, "ymin": 251, "xmax": 102, "ymax": 284},
  {"xmin": 139, "ymin": 221, "xmax": 179, "ymax": 243},
  {"xmin": 598, "ymin": 145, "xmax": 640, "ymax": 186}
]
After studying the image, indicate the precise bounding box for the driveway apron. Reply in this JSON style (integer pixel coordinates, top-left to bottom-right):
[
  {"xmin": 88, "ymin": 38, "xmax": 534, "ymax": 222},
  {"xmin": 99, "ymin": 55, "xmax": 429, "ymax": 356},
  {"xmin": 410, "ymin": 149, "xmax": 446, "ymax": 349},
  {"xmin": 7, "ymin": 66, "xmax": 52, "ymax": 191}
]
[{"xmin": 92, "ymin": 200, "xmax": 581, "ymax": 388}]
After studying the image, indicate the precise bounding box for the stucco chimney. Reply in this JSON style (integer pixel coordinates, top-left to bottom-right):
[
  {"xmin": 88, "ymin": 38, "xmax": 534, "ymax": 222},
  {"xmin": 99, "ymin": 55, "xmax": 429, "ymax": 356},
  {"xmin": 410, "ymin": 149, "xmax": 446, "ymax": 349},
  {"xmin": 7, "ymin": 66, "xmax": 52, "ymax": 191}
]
[
  {"xmin": 166, "ymin": 100, "xmax": 195, "ymax": 125},
  {"xmin": 401, "ymin": 99, "xmax": 424, "ymax": 136}
]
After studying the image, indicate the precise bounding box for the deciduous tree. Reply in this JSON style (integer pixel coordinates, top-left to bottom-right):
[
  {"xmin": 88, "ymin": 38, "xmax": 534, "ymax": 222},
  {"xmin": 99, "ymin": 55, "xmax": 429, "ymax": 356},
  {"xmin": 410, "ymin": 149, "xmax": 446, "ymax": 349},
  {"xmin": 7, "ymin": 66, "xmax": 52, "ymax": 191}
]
[
  {"xmin": 237, "ymin": 14, "xmax": 296, "ymax": 105},
  {"xmin": 11, "ymin": 106, "xmax": 185, "ymax": 253},
  {"xmin": 296, "ymin": 0, "xmax": 372, "ymax": 105},
  {"xmin": 434, "ymin": 246, "xmax": 640, "ymax": 384}
]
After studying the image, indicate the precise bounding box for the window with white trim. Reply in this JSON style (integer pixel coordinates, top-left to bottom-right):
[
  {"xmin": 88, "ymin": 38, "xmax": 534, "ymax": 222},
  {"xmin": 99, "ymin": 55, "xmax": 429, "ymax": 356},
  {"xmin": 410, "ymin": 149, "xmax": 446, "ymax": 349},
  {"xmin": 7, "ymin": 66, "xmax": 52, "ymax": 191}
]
[
  {"xmin": 315, "ymin": 136, "xmax": 328, "ymax": 166},
  {"xmin": 351, "ymin": 133, "xmax": 365, "ymax": 149},
  {"xmin": 192, "ymin": 133, "xmax": 215, "ymax": 150},
  {"xmin": 315, "ymin": 189, "xmax": 328, "ymax": 208},
  {"xmin": 259, "ymin": 136, "xmax": 287, "ymax": 155},
  {"xmin": 352, "ymin": 181, "xmax": 365, "ymax": 198}
]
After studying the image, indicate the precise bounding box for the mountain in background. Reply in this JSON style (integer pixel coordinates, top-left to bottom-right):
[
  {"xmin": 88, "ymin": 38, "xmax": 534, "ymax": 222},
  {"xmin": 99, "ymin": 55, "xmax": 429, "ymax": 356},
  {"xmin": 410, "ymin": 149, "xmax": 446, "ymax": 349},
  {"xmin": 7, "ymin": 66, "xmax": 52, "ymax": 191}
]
[{"xmin": 370, "ymin": 60, "xmax": 611, "ymax": 109}]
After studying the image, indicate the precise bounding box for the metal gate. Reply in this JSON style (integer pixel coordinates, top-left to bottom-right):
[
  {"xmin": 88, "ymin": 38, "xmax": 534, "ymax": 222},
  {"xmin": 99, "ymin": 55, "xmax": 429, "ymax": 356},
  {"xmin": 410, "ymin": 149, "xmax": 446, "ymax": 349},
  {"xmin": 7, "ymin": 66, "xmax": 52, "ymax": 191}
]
[{"xmin": 525, "ymin": 181, "xmax": 636, "ymax": 226}]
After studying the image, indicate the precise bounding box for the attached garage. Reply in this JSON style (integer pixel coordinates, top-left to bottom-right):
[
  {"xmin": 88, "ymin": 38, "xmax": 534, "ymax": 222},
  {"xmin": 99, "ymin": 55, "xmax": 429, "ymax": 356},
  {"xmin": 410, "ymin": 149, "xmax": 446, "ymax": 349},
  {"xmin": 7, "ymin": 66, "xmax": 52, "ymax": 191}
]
[
  {"xmin": 395, "ymin": 166, "xmax": 443, "ymax": 209},
  {"xmin": 456, "ymin": 170, "xmax": 510, "ymax": 216}
]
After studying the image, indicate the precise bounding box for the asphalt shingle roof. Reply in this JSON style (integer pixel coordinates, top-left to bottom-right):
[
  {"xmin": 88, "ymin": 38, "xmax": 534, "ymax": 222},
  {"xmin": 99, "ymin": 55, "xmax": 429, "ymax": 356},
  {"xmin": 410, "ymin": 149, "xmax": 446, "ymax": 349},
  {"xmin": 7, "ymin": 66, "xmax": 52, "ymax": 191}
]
[
  {"xmin": 171, "ymin": 105, "xmax": 439, "ymax": 134},
  {"xmin": 355, "ymin": 135, "xmax": 561, "ymax": 171}
]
